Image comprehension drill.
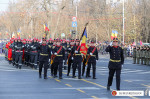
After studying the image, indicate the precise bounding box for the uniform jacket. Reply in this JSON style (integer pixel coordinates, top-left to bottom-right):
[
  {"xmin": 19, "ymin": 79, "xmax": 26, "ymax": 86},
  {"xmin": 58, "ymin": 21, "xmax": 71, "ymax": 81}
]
[
  {"xmin": 71, "ymin": 45, "xmax": 82, "ymax": 62},
  {"xmin": 53, "ymin": 45, "xmax": 65, "ymax": 62},
  {"xmin": 38, "ymin": 44, "xmax": 51, "ymax": 61},
  {"xmin": 87, "ymin": 46, "xmax": 98, "ymax": 62},
  {"xmin": 105, "ymin": 45, "xmax": 124, "ymax": 69}
]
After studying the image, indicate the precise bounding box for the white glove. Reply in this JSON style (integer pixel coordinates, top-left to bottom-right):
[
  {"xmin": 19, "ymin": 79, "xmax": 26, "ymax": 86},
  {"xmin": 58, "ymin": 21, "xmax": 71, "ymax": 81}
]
[
  {"xmin": 54, "ymin": 52, "xmax": 57, "ymax": 55},
  {"xmin": 49, "ymin": 59, "xmax": 50, "ymax": 62},
  {"xmin": 75, "ymin": 50, "xmax": 78, "ymax": 53},
  {"xmin": 122, "ymin": 65, "xmax": 123, "ymax": 68},
  {"xmin": 68, "ymin": 48, "xmax": 71, "ymax": 50},
  {"xmin": 63, "ymin": 60, "xmax": 65, "ymax": 63},
  {"xmin": 51, "ymin": 52, "xmax": 53, "ymax": 54},
  {"xmin": 90, "ymin": 53, "xmax": 93, "ymax": 55},
  {"xmin": 71, "ymin": 57, "xmax": 74, "ymax": 60},
  {"xmin": 109, "ymin": 42, "xmax": 113, "ymax": 46}
]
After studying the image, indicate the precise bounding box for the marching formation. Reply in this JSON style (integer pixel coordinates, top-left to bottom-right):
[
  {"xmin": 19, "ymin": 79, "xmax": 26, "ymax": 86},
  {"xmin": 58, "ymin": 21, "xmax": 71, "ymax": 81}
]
[
  {"xmin": 132, "ymin": 45, "xmax": 150, "ymax": 66},
  {"xmin": 4, "ymin": 37, "xmax": 98, "ymax": 80}
]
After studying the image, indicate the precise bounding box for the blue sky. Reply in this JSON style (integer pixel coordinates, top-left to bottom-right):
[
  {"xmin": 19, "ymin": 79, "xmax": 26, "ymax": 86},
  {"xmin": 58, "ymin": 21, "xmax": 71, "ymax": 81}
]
[{"xmin": 0, "ymin": 0, "xmax": 14, "ymax": 11}]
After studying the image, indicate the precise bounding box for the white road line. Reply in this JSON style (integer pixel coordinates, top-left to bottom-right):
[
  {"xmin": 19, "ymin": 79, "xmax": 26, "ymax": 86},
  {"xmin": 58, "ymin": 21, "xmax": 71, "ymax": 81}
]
[{"xmin": 52, "ymin": 87, "xmax": 100, "ymax": 90}]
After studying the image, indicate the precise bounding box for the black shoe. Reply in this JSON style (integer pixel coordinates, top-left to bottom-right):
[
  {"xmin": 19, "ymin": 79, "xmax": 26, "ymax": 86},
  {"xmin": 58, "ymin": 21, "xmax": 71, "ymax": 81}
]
[
  {"xmin": 117, "ymin": 88, "xmax": 120, "ymax": 91},
  {"xmin": 39, "ymin": 75, "xmax": 41, "ymax": 78},
  {"xmin": 54, "ymin": 75, "xmax": 57, "ymax": 78},
  {"xmin": 72, "ymin": 76, "xmax": 75, "ymax": 78},
  {"xmin": 44, "ymin": 77, "xmax": 48, "ymax": 79},
  {"xmin": 51, "ymin": 73, "xmax": 53, "ymax": 76},
  {"xmin": 59, "ymin": 77, "xmax": 62, "ymax": 79},
  {"xmin": 78, "ymin": 77, "xmax": 82, "ymax": 79},
  {"xmin": 93, "ymin": 77, "xmax": 96, "ymax": 79},
  {"xmin": 67, "ymin": 74, "xmax": 69, "ymax": 76},
  {"xmin": 107, "ymin": 86, "xmax": 110, "ymax": 90},
  {"xmin": 88, "ymin": 75, "xmax": 91, "ymax": 77}
]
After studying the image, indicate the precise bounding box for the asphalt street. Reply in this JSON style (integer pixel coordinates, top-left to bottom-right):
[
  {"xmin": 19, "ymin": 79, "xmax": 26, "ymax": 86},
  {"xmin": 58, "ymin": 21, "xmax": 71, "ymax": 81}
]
[{"xmin": 0, "ymin": 54, "xmax": 150, "ymax": 99}]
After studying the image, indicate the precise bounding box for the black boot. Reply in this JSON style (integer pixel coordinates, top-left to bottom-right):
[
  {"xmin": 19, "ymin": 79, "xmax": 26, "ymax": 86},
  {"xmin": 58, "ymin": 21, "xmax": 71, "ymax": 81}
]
[{"xmin": 107, "ymin": 86, "xmax": 110, "ymax": 91}]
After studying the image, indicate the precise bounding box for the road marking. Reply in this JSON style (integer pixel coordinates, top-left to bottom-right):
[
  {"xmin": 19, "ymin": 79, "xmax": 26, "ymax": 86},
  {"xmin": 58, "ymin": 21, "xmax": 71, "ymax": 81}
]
[
  {"xmin": 91, "ymin": 96, "xmax": 99, "ymax": 99},
  {"xmin": 48, "ymin": 76, "xmax": 53, "ymax": 78},
  {"xmin": 76, "ymin": 89, "xmax": 85, "ymax": 93},
  {"xmin": 141, "ymin": 84, "xmax": 150, "ymax": 87},
  {"xmin": 65, "ymin": 84, "xmax": 72, "ymax": 87},
  {"xmin": 55, "ymin": 79, "xmax": 61, "ymax": 82},
  {"xmin": 63, "ymin": 72, "xmax": 67, "ymax": 74},
  {"xmin": 53, "ymin": 87, "xmax": 99, "ymax": 90},
  {"xmin": 124, "ymin": 80, "xmax": 132, "ymax": 82},
  {"xmin": 81, "ymin": 79, "xmax": 106, "ymax": 89}
]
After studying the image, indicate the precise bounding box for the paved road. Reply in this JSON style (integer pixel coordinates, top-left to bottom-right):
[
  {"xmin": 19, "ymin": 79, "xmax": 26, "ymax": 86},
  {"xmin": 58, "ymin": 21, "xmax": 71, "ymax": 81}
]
[{"xmin": 0, "ymin": 54, "xmax": 150, "ymax": 99}]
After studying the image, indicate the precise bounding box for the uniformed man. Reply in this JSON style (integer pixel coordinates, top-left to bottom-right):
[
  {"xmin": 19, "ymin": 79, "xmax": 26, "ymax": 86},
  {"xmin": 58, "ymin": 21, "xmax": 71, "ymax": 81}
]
[
  {"xmin": 38, "ymin": 37, "xmax": 51, "ymax": 79},
  {"xmin": 71, "ymin": 39, "xmax": 83, "ymax": 79},
  {"xmin": 86, "ymin": 40, "xmax": 98, "ymax": 79},
  {"xmin": 132, "ymin": 46, "xmax": 136, "ymax": 64},
  {"xmin": 47, "ymin": 39, "xmax": 53, "ymax": 69},
  {"xmin": 62, "ymin": 39, "xmax": 67, "ymax": 66},
  {"xmin": 67, "ymin": 39, "xmax": 75, "ymax": 76},
  {"xmin": 143, "ymin": 46, "xmax": 147, "ymax": 65},
  {"xmin": 10, "ymin": 38, "xmax": 17, "ymax": 66},
  {"xmin": 140, "ymin": 47, "xmax": 144, "ymax": 65},
  {"xmin": 146, "ymin": 46, "xmax": 150, "ymax": 66},
  {"xmin": 50, "ymin": 39, "xmax": 56, "ymax": 76},
  {"xmin": 136, "ymin": 46, "xmax": 140, "ymax": 64},
  {"xmin": 105, "ymin": 38, "xmax": 124, "ymax": 90},
  {"xmin": 29, "ymin": 38, "xmax": 39, "ymax": 69},
  {"xmin": 52, "ymin": 39, "xmax": 65, "ymax": 79},
  {"xmin": 24, "ymin": 39, "xmax": 30, "ymax": 66},
  {"xmin": 15, "ymin": 38, "xmax": 24, "ymax": 69}
]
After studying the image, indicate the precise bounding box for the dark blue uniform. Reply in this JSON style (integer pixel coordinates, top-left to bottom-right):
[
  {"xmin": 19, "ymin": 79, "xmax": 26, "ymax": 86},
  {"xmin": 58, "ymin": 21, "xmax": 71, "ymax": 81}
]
[
  {"xmin": 15, "ymin": 41, "xmax": 24, "ymax": 69},
  {"xmin": 38, "ymin": 44, "xmax": 51, "ymax": 79},
  {"xmin": 29, "ymin": 42, "xmax": 39, "ymax": 69},
  {"xmin": 71, "ymin": 45, "xmax": 83, "ymax": 79},
  {"xmin": 10, "ymin": 41, "xmax": 17, "ymax": 66},
  {"xmin": 53, "ymin": 45, "xmax": 65, "ymax": 79},
  {"xmin": 105, "ymin": 45, "xmax": 124, "ymax": 90},
  {"xmin": 86, "ymin": 46, "xmax": 98, "ymax": 79},
  {"xmin": 67, "ymin": 44, "xmax": 74, "ymax": 76}
]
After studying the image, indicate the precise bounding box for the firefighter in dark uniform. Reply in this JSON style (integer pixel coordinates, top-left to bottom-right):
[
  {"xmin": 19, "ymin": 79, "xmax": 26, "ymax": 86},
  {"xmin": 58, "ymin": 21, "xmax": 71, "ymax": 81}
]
[
  {"xmin": 105, "ymin": 38, "xmax": 124, "ymax": 90},
  {"xmin": 86, "ymin": 40, "xmax": 98, "ymax": 79},
  {"xmin": 15, "ymin": 38, "xmax": 24, "ymax": 69},
  {"xmin": 132, "ymin": 46, "xmax": 136, "ymax": 64},
  {"xmin": 61, "ymin": 39, "xmax": 67, "ymax": 65},
  {"xmin": 38, "ymin": 37, "xmax": 51, "ymax": 79},
  {"xmin": 67, "ymin": 39, "xmax": 75, "ymax": 76},
  {"xmin": 50, "ymin": 39, "xmax": 56, "ymax": 76},
  {"xmin": 24, "ymin": 39, "xmax": 30, "ymax": 66},
  {"xmin": 10, "ymin": 38, "xmax": 17, "ymax": 66},
  {"xmin": 47, "ymin": 39, "xmax": 53, "ymax": 69},
  {"xmin": 71, "ymin": 39, "xmax": 82, "ymax": 79},
  {"xmin": 52, "ymin": 39, "xmax": 65, "ymax": 79},
  {"xmin": 29, "ymin": 38, "xmax": 39, "ymax": 69}
]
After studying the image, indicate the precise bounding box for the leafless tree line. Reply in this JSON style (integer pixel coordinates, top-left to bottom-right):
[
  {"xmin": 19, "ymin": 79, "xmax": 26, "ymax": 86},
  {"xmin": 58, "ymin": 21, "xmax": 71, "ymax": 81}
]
[{"xmin": 0, "ymin": 0, "xmax": 149, "ymax": 43}]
